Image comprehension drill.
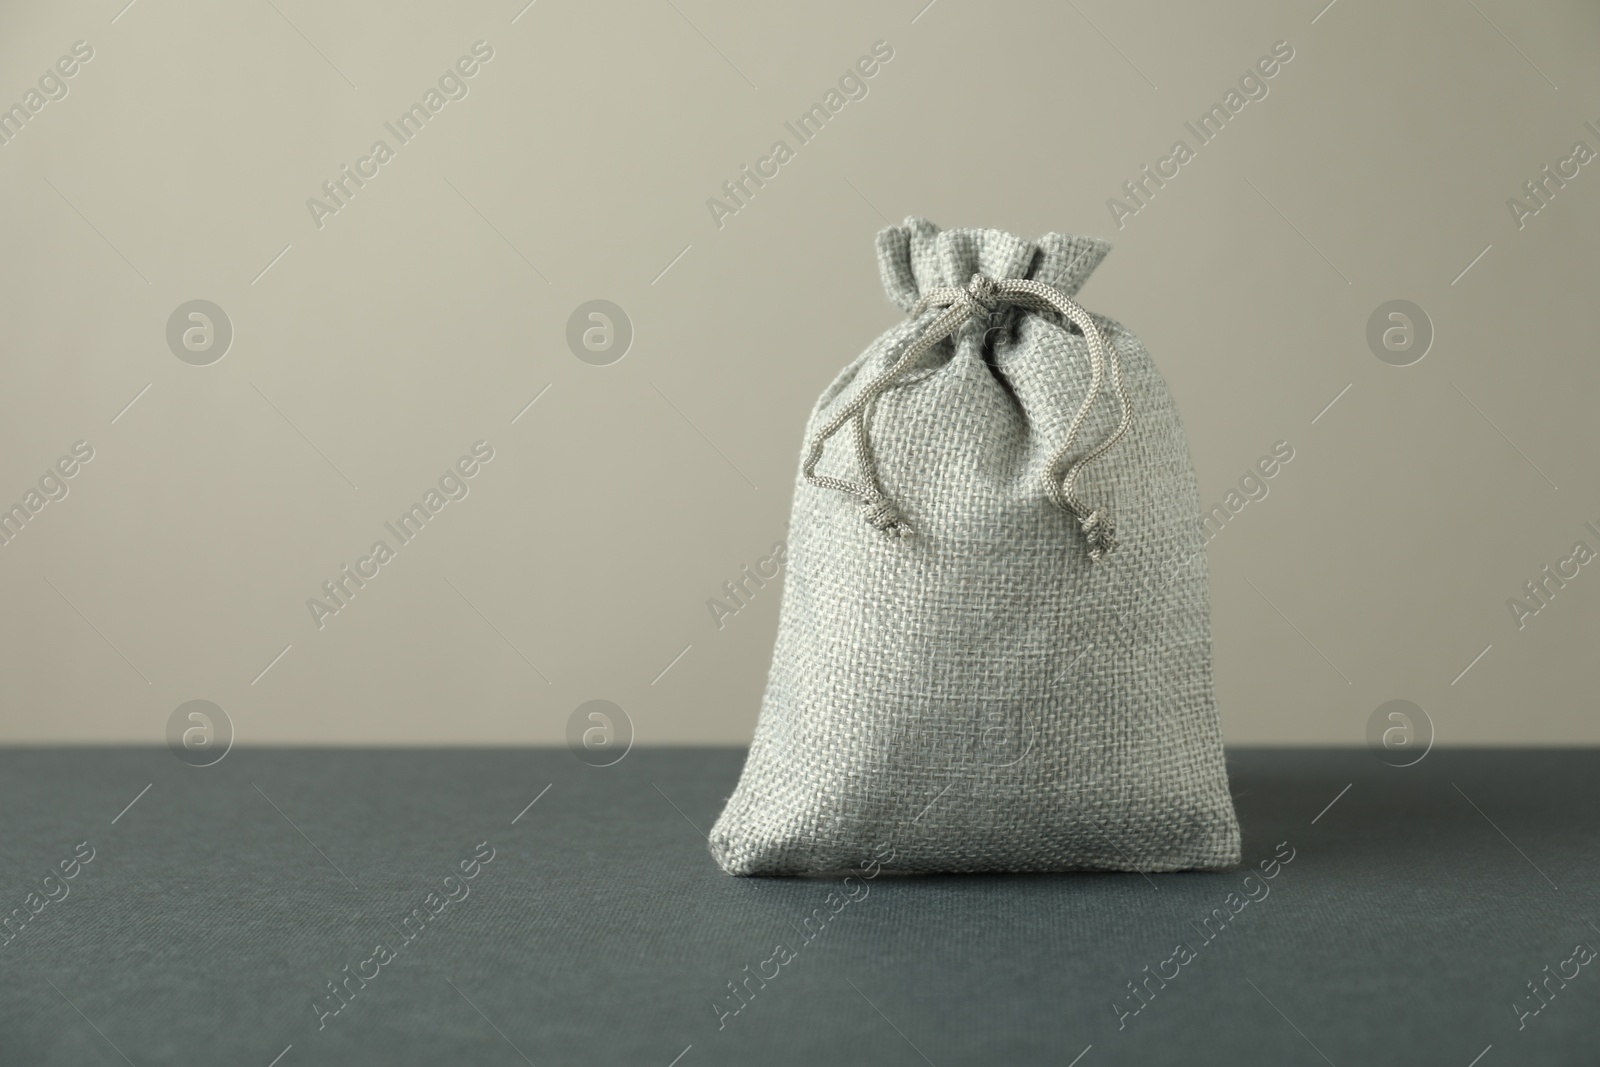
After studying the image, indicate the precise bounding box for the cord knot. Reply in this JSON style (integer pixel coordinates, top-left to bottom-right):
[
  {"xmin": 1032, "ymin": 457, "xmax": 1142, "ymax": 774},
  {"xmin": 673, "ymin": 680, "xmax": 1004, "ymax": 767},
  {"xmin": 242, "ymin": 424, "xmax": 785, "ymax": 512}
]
[
  {"xmin": 861, "ymin": 497, "xmax": 914, "ymax": 538},
  {"xmin": 1079, "ymin": 508, "xmax": 1117, "ymax": 560},
  {"xmin": 965, "ymin": 272, "xmax": 1000, "ymax": 314}
]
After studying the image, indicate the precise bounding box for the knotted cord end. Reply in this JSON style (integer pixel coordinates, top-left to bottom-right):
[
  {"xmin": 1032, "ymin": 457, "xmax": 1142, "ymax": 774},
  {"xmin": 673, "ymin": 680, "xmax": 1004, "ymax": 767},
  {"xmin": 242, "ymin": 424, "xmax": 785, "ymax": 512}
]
[
  {"xmin": 862, "ymin": 497, "xmax": 914, "ymax": 539},
  {"xmin": 1080, "ymin": 507, "xmax": 1117, "ymax": 560}
]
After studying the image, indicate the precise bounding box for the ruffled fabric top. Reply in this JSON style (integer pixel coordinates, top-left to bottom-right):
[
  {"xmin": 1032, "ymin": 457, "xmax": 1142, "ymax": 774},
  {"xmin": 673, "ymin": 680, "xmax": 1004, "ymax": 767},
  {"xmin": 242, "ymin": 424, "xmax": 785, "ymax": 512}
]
[{"xmin": 875, "ymin": 216, "xmax": 1111, "ymax": 312}]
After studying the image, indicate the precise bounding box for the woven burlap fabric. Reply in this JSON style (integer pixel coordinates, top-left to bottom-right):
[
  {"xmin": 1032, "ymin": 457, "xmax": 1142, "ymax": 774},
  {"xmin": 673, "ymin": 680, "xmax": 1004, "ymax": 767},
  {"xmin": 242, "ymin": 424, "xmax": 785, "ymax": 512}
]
[{"xmin": 709, "ymin": 218, "xmax": 1240, "ymax": 876}]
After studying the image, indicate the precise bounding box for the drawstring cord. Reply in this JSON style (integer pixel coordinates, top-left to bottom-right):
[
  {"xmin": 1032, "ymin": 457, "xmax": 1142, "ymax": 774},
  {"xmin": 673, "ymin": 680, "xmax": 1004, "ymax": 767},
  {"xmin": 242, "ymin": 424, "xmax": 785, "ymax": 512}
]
[{"xmin": 801, "ymin": 272, "xmax": 1134, "ymax": 559}]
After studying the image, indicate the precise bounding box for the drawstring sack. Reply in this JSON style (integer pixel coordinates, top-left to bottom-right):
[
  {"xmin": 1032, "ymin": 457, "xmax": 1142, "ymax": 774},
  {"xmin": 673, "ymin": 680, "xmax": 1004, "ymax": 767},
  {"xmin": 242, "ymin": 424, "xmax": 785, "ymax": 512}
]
[{"xmin": 709, "ymin": 218, "xmax": 1240, "ymax": 875}]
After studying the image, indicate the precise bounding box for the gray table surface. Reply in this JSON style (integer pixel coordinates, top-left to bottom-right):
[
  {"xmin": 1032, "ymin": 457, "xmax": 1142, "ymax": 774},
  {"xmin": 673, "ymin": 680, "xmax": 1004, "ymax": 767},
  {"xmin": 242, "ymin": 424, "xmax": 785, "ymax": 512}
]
[{"xmin": 0, "ymin": 747, "xmax": 1595, "ymax": 1066}]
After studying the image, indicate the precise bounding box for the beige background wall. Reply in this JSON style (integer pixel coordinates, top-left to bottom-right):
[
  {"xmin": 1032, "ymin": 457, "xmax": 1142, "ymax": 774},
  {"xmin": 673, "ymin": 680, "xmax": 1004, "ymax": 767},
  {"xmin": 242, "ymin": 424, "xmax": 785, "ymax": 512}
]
[{"xmin": 0, "ymin": 0, "xmax": 1595, "ymax": 746}]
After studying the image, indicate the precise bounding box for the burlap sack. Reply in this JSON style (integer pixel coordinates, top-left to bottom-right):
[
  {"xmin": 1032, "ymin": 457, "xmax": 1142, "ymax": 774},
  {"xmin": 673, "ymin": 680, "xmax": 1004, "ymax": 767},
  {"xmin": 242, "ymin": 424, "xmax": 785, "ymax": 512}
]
[{"xmin": 709, "ymin": 218, "xmax": 1240, "ymax": 875}]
